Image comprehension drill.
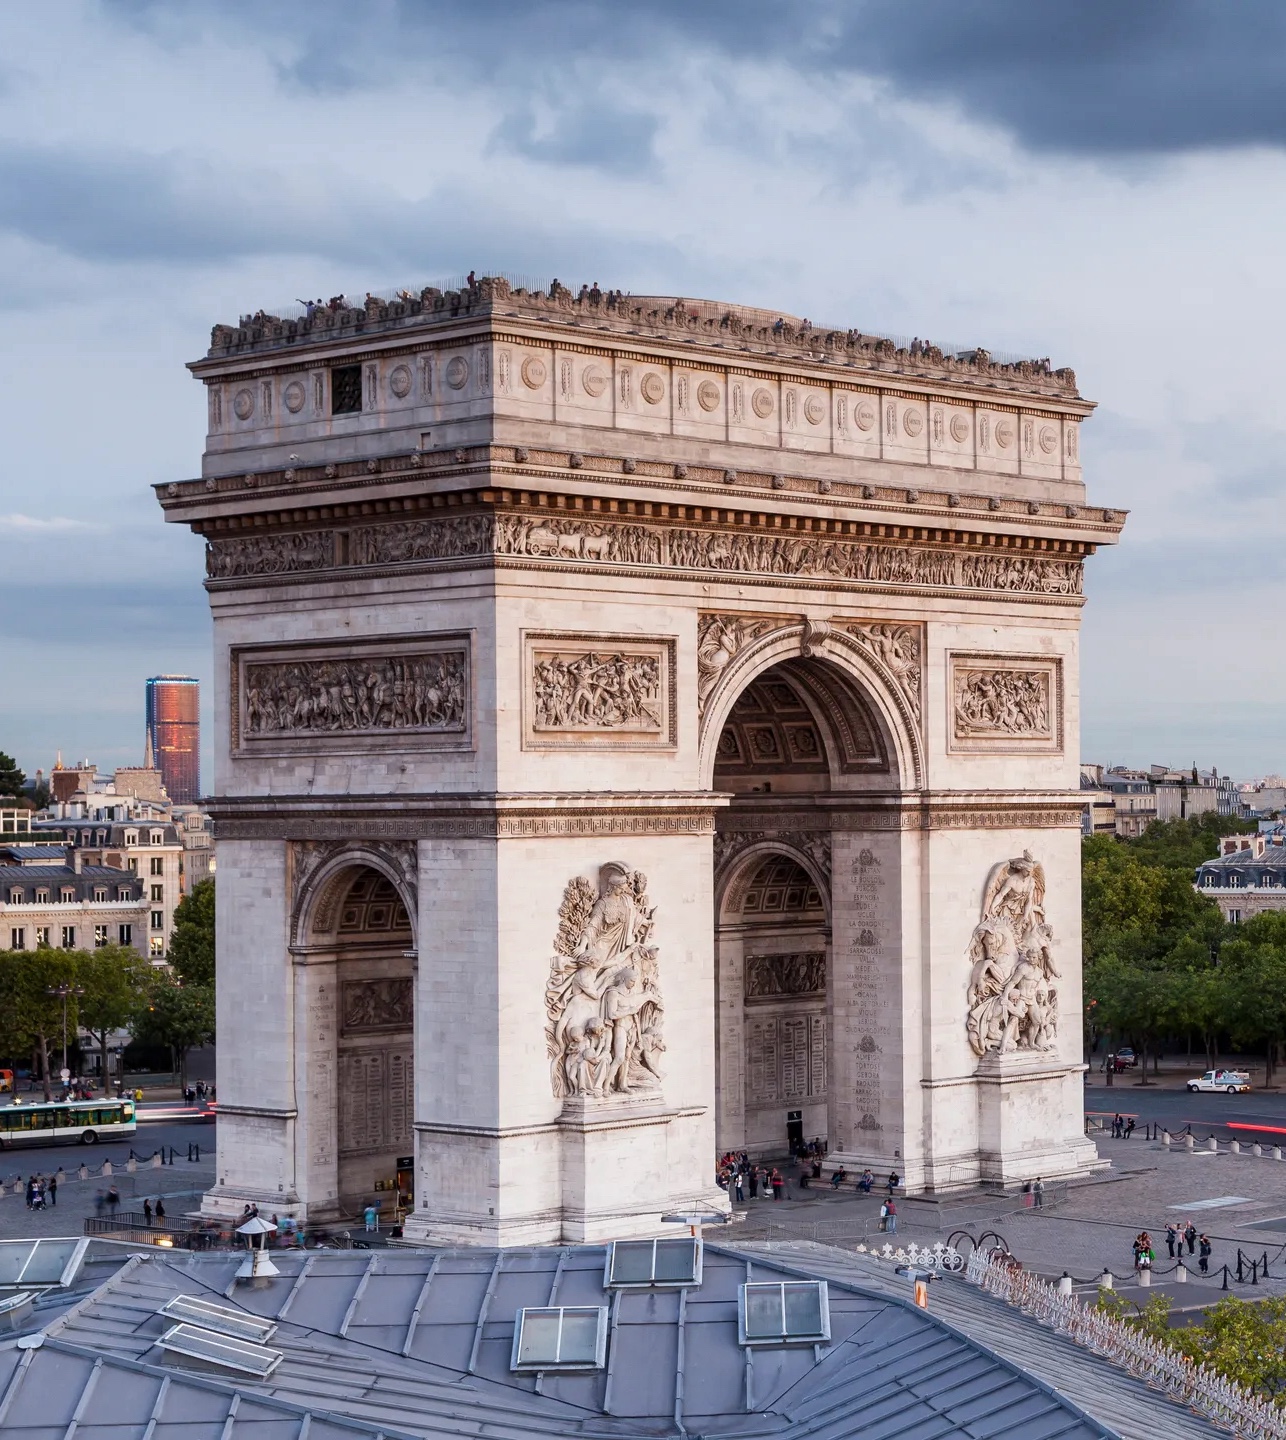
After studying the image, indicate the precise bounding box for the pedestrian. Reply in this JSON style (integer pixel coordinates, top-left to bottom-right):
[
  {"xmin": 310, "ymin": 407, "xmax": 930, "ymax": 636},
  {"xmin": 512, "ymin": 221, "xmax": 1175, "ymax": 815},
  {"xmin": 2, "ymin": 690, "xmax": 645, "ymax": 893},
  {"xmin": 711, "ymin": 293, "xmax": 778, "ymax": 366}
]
[
  {"xmin": 733, "ymin": 1171, "xmax": 745, "ymax": 1204},
  {"xmin": 143, "ymin": 1199, "xmax": 153, "ymax": 1225},
  {"xmin": 771, "ymin": 1169, "xmax": 784, "ymax": 1201},
  {"xmin": 93, "ymin": 1189, "xmax": 105, "ymax": 1217},
  {"xmin": 47, "ymin": 1173, "xmax": 56, "ymax": 1207},
  {"xmin": 858, "ymin": 1168, "xmax": 874, "ymax": 1194},
  {"xmin": 1165, "ymin": 1222, "xmax": 1178, "ymax": 1258},
  {"xmin": 155, "ymin": 1198, "xmax": 165, "ymax": 1221},
  {"xmin": 24, "ymin": 1175, "xmax": 34, "ymax": 1210},
  {"xmin": 1112, "ymin": 1113, "xmax": 1122, "ymax": 1138},
  {"xmin": 363, "ymin": 1203, "xmax": 378, "ymax": 1233},
  {"xmin": 1184, "ymin": 1220, "xmax": 1197, "ymax": 1256},
  {"xmin": 885, "ymin": 1198, "xmax": 898, "ymax": 1234},
  {"xmin": 1199, "ymin": 1234, "xmax": 1212, "ymax": 1275},
  {"xmin": 886, "ymin": 1170, "xmax": 900, "ymax": 1196},
  {"xmin": 106, "ymin": 1184, "xmax": 120, "ymax": 1213},
  {"xmin": 829, "ymin": 1166, "xmax": 847, "ymax": 1191},
  {"xmin": 749, "ymin": 1167, "xmax": 759, "ymax": 1200},
  {"xmin": 1033, "ymin": 1176, "xmax": 1044, "ymax": 1209},
  {"xmin": 879, "ymin": 1199, "xmax": 889, "ymax": 1232},
  {"xmin": 1124, "ymin": 1117, "xmax": 1136, "ymax": 1139}
]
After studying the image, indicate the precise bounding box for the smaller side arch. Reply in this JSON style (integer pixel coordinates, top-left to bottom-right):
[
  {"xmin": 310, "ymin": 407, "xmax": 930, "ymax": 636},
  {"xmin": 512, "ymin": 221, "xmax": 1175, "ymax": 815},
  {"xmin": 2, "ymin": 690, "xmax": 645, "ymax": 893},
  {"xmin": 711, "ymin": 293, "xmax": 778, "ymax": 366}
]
[
  {"xmin": 716, "ymin": 837, "xmax": 832, "ymax": 925},
  {"xmin": 291, "ymin": 841, "xmax": 419, "ymax": 949}
]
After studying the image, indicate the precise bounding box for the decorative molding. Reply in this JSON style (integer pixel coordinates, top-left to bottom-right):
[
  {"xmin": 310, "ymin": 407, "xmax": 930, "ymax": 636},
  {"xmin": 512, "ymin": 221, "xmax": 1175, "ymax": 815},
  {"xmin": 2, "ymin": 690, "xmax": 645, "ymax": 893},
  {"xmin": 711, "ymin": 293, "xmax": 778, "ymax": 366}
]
[
  {"xmin": 545, "ymin": 863, "xmax": 665, "ymax": 1102},
  {"xmin": 207, "ymin": 531, "xmax": 335, "ymax": 579},
  {"xmin": 745, "ymin": 952, "xmax": 827, "ymax": 1001},
  {"xmin": 226, "ymin": 805, "xmax": 722, "ymax": 843},
  {"xmin": 966, "ymin": 852, "xmax": 1059, "ymax": 1059},
  {"xmin": 949, "ymin": 653, "xmax": 1064, "ymax": 754},
  {"xmin": 231, "ymin": 634, "xmax": 470, "ymax": 754},
  {"xmin": 523, "ymin": 632, "xmax": 677, "ymax": 750}
]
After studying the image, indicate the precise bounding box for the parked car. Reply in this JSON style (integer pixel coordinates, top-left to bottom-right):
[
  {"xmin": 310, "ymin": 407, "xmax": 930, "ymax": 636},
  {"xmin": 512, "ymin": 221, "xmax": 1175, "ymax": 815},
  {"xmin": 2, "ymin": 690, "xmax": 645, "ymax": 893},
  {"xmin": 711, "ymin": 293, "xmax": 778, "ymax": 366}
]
[
  {"xmin": 1112, "ymin": 1048, "xmax": 1138, "ymax": 1071},
  {"xmin": 1186, "ymin": 1070, "xmax": 1252, "ymax": 1094}
]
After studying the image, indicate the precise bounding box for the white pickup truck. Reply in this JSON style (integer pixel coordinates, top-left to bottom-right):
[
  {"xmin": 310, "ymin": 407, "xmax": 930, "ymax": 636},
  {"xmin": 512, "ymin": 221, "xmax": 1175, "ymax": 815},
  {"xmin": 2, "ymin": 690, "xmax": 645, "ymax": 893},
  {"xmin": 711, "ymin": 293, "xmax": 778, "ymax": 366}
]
[{"xmin": 1186, "ymin": 1070, "xmax": 1252, "ymax": 1094}]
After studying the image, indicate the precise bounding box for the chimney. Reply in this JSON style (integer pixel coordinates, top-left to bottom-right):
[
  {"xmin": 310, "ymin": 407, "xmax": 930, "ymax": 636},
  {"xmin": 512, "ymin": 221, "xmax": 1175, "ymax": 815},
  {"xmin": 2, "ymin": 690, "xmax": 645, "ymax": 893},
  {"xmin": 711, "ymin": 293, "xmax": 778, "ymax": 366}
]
[{"xmin": 66, "ymin": 843, "xmax": 83, "ymax": 874}]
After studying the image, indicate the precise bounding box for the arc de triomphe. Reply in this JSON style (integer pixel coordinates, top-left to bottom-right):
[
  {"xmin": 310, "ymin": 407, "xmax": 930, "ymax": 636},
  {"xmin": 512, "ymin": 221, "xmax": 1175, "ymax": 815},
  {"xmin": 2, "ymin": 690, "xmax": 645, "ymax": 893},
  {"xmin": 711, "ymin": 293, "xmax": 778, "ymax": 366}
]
[{"xmin": 157, "ymin": 277, "xmax": 1122, "ymax": 1243}]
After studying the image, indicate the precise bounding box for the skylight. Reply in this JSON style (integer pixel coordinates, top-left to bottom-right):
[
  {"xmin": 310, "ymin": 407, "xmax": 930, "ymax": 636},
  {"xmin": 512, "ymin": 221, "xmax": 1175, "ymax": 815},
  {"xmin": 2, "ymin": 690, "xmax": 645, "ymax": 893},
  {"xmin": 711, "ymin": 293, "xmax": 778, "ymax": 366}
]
[
  {"xmin": 511, "ymin": 1306, "xmax": 608, "ymax": 1371},
  {"xmin": 159, "ymin": 1294, "xmax": 278, "ymax": 1344},
  {"xmin": 739, "ymin": 1281, "xmax": 830, "ymax": 1345},
  {"xmin": 606, "ymin": 1238, "xmax": 702, "ymax": 1288},
  {"xmin": 157, "ymin": 1323, "xmax": 284, "ymax": 1378}
]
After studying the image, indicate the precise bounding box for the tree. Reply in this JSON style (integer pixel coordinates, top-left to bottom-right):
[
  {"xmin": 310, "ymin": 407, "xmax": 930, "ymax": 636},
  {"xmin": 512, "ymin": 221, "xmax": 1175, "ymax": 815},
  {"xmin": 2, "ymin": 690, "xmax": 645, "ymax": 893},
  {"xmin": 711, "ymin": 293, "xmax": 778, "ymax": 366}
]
[
  {"xmin": 131, "ymin": 973, "xmax": 215, "ymax": 1088},
  {"xmin": 0, "ymin": 948, "xmax": 80, "ymax": 1098},
  {"xmin": 76, "ymin": 945, "xmax": 146, "ymax": 1093},
  {"xmin": 168, "ymin": 879, "xmax": 215, "ymax": 987},
  {"xmin": 0, "ymin": 751, "xmax": 25, "ymax": 800}
]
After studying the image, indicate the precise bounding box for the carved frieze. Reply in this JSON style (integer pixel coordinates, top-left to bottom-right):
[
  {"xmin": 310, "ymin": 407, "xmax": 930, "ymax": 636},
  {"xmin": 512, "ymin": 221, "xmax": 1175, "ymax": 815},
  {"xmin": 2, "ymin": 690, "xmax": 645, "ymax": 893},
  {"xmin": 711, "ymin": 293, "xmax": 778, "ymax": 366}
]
[
  {"xmin": 545, "ymin": 863, "xmax": 665, "ymax": 1102},
  {"xmin": 524, "ymin": 633, "xmax": 676, "ymax": 749},
  {"xmin": 745, "ymin": 952, "xmax": 827, "ymax": 1001},
  {"xmin": 966, "ymin": 852, "xmax": 1059, "ymax": 1059},
  {"xmin": 341, "ymin": 977, "xmax": 414, "ymax": 1034},
  {"xmin": 232, "ymin": 635, "xmax": 470, "ymax": 752},
  {"xmin": 949, "ymin": 654, "xmax": 1063, "ymax": 753},
  {"xmin": 206, "ymin": 511, "xmax": 1085, "ymax": 603},
  {"xmin": 207, "ymin": 531, "xmax": 335, "ymax": 579},
  {"xmin": 843, "ymin": 622, "xmax": 923, "ymax": 724}
]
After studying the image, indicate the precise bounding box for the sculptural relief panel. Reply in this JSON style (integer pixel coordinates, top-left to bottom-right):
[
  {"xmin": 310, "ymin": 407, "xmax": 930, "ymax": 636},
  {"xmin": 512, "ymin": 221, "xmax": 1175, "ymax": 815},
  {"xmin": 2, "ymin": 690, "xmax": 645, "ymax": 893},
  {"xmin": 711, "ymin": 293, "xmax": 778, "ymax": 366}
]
[
  {"xmin": 231, "ymin": 634, "xmax": 471, "ymax": 754},
  {"xmin": 545, "ymin": 863, "xmax": 665, "ymax": 1103},
  {"xmin": 948, "ymin": 654, "xmax": 1063, "ymax": 754},
  {"xmin": 522, "ymin": 633, "xmax": 676, "ymax": 749}
]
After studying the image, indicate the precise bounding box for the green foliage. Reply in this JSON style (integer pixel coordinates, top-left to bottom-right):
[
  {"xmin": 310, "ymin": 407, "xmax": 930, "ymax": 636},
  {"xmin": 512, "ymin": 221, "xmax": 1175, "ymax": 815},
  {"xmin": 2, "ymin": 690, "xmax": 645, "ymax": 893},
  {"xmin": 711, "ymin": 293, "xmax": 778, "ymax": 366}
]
[
  {"xmin": 76, "ymin": 945, "xmax": 148, "ymax": 1086},
  {"xmin": 131, "ymin": 971, "xmax": 215, "ymax": 1085},
  {"xmin": 168, "ymin": 879, "xmax": 215, "ymax": 987},
  {"xmin": 0, "ymin": 948, "xmax": 81, "ymax": 1098},
  {"xmin": 1099, "ymin": 1290, "xmax": 1286, "ymax": 1402},
  {"xmin": 0, "ymin": 751, "xmax": 25, "ymax": 799}
]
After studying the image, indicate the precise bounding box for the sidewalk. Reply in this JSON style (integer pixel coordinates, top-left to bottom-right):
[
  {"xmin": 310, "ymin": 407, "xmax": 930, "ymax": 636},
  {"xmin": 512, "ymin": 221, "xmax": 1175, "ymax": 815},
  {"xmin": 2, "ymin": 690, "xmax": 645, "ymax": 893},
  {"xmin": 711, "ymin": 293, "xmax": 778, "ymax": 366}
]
[{"xmin": 0, "ymin": 1153, "xmax": 216, "ymax": 1241}]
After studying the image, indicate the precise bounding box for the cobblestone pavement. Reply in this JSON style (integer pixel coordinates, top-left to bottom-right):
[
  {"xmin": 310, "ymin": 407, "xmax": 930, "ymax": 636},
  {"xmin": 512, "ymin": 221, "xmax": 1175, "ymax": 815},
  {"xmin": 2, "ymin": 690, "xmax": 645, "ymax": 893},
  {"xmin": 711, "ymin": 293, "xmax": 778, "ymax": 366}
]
[
  {"xmin": 0, "ymin": 1155, "xmax": 216, "ymax": 1240},
  {"xmin": 734, "ymin": 1140, "xmax": 1286, "ymax": 1308}
]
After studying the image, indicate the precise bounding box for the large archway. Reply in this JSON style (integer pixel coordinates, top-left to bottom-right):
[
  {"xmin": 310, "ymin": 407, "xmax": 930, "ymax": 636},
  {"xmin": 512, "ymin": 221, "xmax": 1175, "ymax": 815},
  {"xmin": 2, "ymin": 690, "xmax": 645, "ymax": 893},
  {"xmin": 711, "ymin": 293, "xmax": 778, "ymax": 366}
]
[
  {"xmin": 711, "ymin": 652, "xmax": 910, "ymax": 1169},
  {"xmin": 293, "ymin": 860, "xmax": 416, "ymax": 1220}
]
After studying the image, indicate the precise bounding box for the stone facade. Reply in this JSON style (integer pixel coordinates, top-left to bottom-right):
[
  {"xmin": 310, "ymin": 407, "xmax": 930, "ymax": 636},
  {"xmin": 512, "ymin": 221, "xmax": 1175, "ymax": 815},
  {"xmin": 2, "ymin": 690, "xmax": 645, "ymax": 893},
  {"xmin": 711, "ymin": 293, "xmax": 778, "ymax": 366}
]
[{"xmin": 159, "ymin": 277, "xmax": 1122, "ymax": 1240}]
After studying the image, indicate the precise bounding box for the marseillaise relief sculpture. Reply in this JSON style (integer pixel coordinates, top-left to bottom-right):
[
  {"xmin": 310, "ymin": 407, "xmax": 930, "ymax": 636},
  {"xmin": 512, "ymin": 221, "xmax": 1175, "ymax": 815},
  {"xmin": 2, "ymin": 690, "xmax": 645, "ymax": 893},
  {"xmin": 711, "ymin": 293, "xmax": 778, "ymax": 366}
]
[
  {"xmin": 545, "ymin": 862, "xmax": 666, "ymax": 1101},
  {"xmin": 966, "ymin": 852, "xmax": 1060, "ymax": 1057}
]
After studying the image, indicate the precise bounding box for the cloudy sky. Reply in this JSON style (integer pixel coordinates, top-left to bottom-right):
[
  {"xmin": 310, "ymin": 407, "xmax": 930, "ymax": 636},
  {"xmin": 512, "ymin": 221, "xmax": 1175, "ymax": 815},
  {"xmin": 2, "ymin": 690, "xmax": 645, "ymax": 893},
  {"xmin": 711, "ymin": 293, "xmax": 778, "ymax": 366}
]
[{"xmin": 2, "ymin": 0, "xmax": 1284, "ymax": 784}]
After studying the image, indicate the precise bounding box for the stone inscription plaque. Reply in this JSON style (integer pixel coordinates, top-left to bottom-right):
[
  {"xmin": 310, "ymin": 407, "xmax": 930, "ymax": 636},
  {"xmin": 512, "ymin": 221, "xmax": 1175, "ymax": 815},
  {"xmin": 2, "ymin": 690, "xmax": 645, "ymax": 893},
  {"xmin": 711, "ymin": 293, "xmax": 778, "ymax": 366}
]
[
  {"xmin": 745, "ymin": 1011, "xmax": 825, "ymax": 1105},
  {"xmin": 338, "ymin": 1046, "xmax": 413, "ymax": 1156},
  {"xmin": 523, "ymin": 633, "xmax": 676, "ymax": 749}
]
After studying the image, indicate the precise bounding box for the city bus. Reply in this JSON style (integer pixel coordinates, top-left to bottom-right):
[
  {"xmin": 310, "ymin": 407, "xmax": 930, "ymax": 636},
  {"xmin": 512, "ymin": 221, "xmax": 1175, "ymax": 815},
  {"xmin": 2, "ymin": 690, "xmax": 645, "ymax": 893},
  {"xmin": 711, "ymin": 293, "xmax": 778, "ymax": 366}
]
[{"xmin": 0, "ymin": 1098, "xmax": 136, "ymax": 1149}]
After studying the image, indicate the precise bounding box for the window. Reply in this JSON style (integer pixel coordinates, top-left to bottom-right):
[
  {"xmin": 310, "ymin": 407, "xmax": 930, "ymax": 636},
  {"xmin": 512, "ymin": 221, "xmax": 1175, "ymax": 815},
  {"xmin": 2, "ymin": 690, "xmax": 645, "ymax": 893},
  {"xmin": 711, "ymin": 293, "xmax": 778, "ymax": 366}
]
[
  {"xmin": 151, "ymin": 910, "xmax": 164, "ymax": 930},
  {"xmin": 150, "ymin": 936, "xmax": 164, "ymax": 956},
  {"xmin": 1229, "ymin": 909, "xmax": 1242, "ymax": 925},
  {"xmin": 510, "ymin": 1307, "xmax": 608, "ymax": 1372},
  {"xmin": 117, "ymin": 887, "xmax": 131, "ymax": 902},
  {"xmin": 738, "ymin": 1282, "xmax": 830, "ymax": 1345},
  {"xmin": 125, "ymin": 832, "xmax": 138, "ymax": 846},
  {"xmin": 331, "ymin": 364, "xmax": 362, "ymax": 414},
  {"xmin": 60, "ymin": 888, "xmax": 75, "ymax": 904},
  {"xmin": 35, "ymin": 889, "xmax": 49, "ymax": 904},
  {"xmin": 150, "ymin": 831, "xmax": 163, "ymax": 845},
  {"xmin": 94, "ymin": 887, "xmax": 108, "ymax": 903},
  {"xmin": 128, "ymin": 858, "xmax": 138, "ymax": 873},
  {"xmin": 151, "ymin": 884, "xmax": 164, "ymax": 903},
  {"xmin": 7, "ymin": 888, "xmax": 21, "ymax": 904},
  {"xmin": 36, "ymin": 927, "xmax": 50, "ymax": 946},
  {"xmin": 94, "ymin": 925, "xmax": 108, "ymax": 948},
  {"xmin": 150, "ymin": 857, "xmax": 164, "ymax": 876},
  {"xmin": 118, "ymin": 924, "xmax": 132, "ymax": 946},
  {"xmin": 61, "ymin": 926, "xmax": 76, "ymax": 950},
  {"xmin": 606, "ymin": 1238, "xmax": 702, "ymax": 1288},
  {"xmin": 9, "ymin": 929, "xmax": 24, "ymax": 951}
]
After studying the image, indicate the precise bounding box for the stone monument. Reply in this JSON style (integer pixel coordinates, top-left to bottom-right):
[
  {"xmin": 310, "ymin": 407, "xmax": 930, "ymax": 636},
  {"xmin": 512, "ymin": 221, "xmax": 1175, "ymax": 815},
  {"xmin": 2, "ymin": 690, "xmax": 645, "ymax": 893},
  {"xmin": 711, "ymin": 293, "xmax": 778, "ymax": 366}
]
[{"xmin": 157, "ymin": 276, "xmax": 1122, "ymax": 1242}]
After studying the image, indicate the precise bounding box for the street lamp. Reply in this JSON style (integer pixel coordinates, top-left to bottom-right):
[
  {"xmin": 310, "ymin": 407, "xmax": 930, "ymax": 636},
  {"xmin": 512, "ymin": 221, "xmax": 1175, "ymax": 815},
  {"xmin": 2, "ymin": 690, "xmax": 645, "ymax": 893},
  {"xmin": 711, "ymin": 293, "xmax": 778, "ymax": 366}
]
[{"xmin": 45, "ymin": 984, "xmax": 85, "ymax": 1082}]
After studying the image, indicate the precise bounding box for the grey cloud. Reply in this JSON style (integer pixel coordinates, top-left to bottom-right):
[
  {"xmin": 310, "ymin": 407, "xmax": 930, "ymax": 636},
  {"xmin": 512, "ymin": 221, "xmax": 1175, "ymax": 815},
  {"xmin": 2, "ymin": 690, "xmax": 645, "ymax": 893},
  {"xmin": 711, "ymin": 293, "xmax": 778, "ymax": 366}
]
[{"xmin": 489, "ymin": 98, "xmax": 659, "ymax": 171}]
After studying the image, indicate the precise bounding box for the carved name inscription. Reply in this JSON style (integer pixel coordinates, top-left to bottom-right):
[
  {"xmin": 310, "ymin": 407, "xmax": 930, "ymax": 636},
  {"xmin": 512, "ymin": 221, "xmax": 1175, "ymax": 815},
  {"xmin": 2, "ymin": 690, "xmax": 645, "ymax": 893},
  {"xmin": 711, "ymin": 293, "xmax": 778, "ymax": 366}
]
[
  {"xmin": 745, "ymin": 952, "xmax": 827, "ymax": 1000},
  {"xmin": 208, "ymin": 512, "xmax": 1084, "ymax": 599},
  {"xmin": 342, "ymin": 977, "xmax": 413, "ymax": 1034},
  {"xmin": 954, "ymin": 667, "xmax": 1052, "ymax": 738},
  {"xmin": 244, "ymin": 651, "xmax": 466, "ymax": 737},
  {"xmin": 533, "ymin": 651, "xmax": 662, "ymax": 732}
]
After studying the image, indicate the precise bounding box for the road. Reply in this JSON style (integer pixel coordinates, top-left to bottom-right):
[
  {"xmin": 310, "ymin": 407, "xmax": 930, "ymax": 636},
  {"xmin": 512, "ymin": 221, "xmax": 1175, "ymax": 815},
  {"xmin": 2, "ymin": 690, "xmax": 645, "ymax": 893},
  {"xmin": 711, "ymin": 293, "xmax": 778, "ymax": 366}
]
[{"xmin": 1085, "ymin": 1080, "xmax": 1286, "ymax": 1140}]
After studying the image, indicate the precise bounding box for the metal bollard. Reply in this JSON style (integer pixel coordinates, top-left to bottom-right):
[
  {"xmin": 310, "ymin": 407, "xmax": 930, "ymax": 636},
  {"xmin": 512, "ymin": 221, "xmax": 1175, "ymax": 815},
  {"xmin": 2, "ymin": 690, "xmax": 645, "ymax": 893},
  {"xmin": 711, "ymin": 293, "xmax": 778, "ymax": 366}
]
[
  {"xmin": 1222, "ymin": 1265, "xmax": 1230, "ymax": 1290},
  {"xmin": 1175, "ymin": 1263, "xmax": 1188, "ymax": 1284}
]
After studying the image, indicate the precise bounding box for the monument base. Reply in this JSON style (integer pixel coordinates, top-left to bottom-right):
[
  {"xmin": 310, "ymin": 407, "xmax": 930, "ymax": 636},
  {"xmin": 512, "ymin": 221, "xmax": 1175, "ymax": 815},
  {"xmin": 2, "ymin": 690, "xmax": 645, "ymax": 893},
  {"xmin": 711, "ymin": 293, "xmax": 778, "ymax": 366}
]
[{"xmin": 974, "ymin": 1051, "xmax": 1104, "ymax": 1186}]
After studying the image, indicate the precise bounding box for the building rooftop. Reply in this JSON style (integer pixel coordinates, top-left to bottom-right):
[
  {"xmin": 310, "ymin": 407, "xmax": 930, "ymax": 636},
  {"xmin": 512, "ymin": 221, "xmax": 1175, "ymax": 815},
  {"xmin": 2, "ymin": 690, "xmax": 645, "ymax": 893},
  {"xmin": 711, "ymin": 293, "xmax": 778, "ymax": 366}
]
[
  {"xmin": 0, "ymin": 864, "xmax": 139, "ymax": 882},
  {"xmin": 0, "ymin": 1243, "xmax": 1123, "ymax": 1440},
  {"xmin": 202, "ymin": 274, "xmax": 1081, "ymax": 400}
]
